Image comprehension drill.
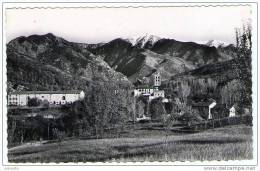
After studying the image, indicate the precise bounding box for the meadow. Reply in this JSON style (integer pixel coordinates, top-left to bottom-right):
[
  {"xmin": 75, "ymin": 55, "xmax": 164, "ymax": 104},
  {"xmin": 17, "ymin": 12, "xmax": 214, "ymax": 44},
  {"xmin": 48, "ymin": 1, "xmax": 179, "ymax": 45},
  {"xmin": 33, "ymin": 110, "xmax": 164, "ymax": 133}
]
[{"xmin": 8, "ymin": 124, "xmax": 252, "ymax": 163}]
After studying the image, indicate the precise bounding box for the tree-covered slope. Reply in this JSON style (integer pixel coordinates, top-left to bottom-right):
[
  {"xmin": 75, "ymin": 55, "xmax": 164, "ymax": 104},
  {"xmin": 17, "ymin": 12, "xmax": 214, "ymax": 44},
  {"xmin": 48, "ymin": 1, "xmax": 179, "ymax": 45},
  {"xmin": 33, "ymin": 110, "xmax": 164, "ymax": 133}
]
[{"xmin": 7, "ymin": 33, "xmax": 129, "ymax": 92}]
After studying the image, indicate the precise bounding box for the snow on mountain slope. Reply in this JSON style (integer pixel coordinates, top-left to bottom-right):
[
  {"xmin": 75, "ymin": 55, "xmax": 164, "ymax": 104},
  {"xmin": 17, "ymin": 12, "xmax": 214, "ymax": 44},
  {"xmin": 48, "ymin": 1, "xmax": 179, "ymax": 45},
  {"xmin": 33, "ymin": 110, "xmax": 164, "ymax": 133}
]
[
  {"xmin": 124, "ymin": 34, "xmax": 161, "ymax": 48},
  {"xmin": 195, "ymin": 40, "xmax": 232, "ymax": 48}
]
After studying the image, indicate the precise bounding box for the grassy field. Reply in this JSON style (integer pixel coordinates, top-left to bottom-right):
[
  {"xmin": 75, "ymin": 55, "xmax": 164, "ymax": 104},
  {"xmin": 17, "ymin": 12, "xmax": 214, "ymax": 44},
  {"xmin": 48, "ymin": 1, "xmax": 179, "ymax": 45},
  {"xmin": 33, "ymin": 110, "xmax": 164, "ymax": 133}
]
[{"xmin": 8, "ymin": 124, "xmax": 253, "ymax": 163}]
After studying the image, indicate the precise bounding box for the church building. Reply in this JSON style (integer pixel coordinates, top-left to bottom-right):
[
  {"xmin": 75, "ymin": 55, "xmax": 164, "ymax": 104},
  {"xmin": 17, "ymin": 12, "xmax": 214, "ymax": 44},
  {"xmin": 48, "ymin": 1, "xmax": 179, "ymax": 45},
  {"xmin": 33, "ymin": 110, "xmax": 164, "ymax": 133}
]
[{"xmin": 133, "ymin": 72, "xmax": 165, "ymax": 101}]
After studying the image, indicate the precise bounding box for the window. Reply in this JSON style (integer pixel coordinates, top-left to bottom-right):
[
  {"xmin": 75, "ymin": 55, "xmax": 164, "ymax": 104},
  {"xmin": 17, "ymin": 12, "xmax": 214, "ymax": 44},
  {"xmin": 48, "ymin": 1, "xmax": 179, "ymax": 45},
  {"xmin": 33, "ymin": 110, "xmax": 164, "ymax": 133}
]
[{"xmin": 62, "ymin": 96, "xmax": 66, "ymax": 100}]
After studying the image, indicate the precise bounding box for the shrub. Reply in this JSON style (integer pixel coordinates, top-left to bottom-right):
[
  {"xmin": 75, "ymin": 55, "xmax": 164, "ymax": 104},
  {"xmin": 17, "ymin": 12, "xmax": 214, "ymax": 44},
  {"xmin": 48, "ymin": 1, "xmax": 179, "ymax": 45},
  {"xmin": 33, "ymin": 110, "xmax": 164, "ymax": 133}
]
[
  {"xmin": 52, "ymin": 128, "xmax": 66, "ymax": 142},
  {"xmin": 27, "ymin": 98, "xmax": 41, "ymax": 107},
  {"xmin": 41, "ymin": 99, "xmax": 50, "ymax": 108}
]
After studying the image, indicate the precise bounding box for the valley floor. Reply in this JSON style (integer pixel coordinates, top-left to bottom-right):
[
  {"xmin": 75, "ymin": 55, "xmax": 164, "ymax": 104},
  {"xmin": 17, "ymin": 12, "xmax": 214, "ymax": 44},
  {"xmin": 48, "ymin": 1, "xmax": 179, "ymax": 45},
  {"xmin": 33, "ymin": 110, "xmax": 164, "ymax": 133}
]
[{"xmin": 8, "ymin": 124, "xmax": 252, "ymax": 163}]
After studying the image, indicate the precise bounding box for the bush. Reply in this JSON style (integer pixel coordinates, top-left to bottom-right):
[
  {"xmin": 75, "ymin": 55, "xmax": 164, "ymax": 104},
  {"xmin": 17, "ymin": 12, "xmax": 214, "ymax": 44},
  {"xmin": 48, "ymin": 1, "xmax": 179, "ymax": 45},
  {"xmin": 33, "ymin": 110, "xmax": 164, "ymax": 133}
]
[
  {"xmin": 150, "ymin": 98, "xmax": 165, "ymax": 120},
  {"xmin": 41, "ymin": 99, "xmax": 50, "ymax": 108},
  {"xmin": 52, "ymin": 128, "xmax": 66, "ymax": 142},
  {"xmin": 27, "ymin": 98, "xmax": 41, "ymax": 107}
]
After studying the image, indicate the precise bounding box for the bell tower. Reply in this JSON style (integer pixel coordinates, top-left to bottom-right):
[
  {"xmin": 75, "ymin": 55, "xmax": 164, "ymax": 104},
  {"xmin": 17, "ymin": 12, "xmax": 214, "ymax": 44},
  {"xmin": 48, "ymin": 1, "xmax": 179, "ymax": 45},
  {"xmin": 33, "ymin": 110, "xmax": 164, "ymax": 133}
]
[{"xmin": 153, "ymin": 72, "xmax": 161, "ymax": 87}]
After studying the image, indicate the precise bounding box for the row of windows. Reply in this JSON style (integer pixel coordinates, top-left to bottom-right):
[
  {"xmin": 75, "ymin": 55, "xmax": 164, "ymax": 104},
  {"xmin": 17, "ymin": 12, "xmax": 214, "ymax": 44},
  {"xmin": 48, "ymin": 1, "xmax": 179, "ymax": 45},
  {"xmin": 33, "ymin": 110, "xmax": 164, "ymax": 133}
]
[
  {"xmin": 138, "ymin": 89, "xmax": 153, "ymax": 91},
  {"xmin": 28, "ymin": 96, "xmax": 66, "ymax": 100},
  {"xmin": 154, "ymin": 93, "xmax": 164, "ymax": 96},
  {"xmin": 138, "ymin": 89, "xmax": 154, "ymax": 93},
  {"xmin": 9, "ymin": 96, "xmax": 67, "ymax": 100},
  {"xmin": 9, "ymin": 101, "xmax": 73, "ymax": 106},
  {"xmin": 50, "ymin": 101, "xmax": 72, "ymax": 105},
  {"xmin": 42, "ymin": 96, "xmax": 66, "ymax": 100}
]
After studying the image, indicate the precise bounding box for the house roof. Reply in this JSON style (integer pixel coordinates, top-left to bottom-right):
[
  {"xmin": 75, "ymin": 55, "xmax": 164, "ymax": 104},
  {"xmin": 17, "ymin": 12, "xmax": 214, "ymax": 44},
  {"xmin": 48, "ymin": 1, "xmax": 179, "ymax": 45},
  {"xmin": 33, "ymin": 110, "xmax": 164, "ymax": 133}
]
[
  {"xmin": 192, "ymin": 98, "xmax": 216, "ymax": 107},
  {"xmin": 9, "ymin": 90, "xmax": 83, "ymax": 95}
]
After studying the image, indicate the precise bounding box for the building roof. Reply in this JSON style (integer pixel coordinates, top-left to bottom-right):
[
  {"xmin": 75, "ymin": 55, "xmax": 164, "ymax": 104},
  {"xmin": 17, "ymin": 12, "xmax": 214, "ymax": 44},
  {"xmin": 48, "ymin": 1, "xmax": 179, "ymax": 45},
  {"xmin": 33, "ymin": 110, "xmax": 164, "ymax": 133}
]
[
  {"xmin": 9, "ymin": 90, "xmax": 83, "ymax": 95},
  {"xmin": 192, "ymin": 98, "xmax": 216, "ymax": 107},
  {"xmin": 136, "ymin": 86, "xmax": 157, "ymax": 89},
  {"xmin": 154, "ymin": 90, "xmax": 164, "ymax": 93}
]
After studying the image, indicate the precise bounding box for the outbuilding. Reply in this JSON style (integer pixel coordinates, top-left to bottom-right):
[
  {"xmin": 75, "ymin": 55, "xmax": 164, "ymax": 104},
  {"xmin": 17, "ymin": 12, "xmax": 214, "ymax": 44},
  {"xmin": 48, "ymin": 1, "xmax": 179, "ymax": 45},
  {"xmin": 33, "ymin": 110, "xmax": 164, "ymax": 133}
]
[
  {"xmin": 192, "ymin": 98, "xmax": 217, "ymax": 120},
  {"xmin": 229, "ymin": 106, "xmax": 236, "ymax": 117}
]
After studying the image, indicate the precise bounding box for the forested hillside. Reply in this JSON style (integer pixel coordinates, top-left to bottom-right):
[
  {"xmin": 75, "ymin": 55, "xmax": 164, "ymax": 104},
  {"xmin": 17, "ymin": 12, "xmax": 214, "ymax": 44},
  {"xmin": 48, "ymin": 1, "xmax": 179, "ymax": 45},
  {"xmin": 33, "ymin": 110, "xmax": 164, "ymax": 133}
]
[
  {"xmin": 163, "ymin": 26, "xmax": 252, "ymax": 119},
  {"xmin": 7, "ymin": 33, "xmax": 129, "ymax": 92}
]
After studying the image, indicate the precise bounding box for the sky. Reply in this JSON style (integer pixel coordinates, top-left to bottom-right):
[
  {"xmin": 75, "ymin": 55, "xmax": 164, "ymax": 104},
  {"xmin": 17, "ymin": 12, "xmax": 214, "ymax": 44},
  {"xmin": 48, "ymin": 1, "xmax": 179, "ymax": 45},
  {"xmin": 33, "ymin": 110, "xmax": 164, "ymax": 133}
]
[{"xmin": 5, "ymin": 5, "xmax": 251, "ymax": 44}]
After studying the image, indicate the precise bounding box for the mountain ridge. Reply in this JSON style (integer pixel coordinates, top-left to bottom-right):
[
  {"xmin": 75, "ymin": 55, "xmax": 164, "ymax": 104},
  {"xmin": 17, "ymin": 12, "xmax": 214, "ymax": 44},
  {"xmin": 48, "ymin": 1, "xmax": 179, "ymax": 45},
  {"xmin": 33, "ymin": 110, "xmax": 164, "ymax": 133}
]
[
  {"xmin": 7, "ymin": 33, "xmax": 237, "ymax": 91},
  {"xmin": 7, "ymin": 33, "xmax": 130, "ymax": 92}
]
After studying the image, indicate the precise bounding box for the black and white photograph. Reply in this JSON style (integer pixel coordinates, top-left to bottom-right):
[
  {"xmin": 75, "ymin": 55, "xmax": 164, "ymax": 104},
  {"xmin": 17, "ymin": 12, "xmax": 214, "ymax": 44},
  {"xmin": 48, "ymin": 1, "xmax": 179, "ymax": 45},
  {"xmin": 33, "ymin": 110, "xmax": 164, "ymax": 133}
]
[{"xmin": 0, "ymin": 1, "xmax": 259, "ymax": 168}]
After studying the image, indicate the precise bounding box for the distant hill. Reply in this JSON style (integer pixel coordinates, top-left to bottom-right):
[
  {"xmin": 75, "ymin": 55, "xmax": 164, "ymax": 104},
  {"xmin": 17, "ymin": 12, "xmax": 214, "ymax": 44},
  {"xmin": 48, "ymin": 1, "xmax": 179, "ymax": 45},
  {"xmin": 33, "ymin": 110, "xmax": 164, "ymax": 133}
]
[
  {"xmin": 150, "ymin": 39, "xmax": 222, "ymax": 65},
  {"xmin": 173, "ymin": 58, "xmax": 242, "ymax": 85},
  {"xmin": 166, "ymin": 55, "xmax": 252, "ymax": 108}
]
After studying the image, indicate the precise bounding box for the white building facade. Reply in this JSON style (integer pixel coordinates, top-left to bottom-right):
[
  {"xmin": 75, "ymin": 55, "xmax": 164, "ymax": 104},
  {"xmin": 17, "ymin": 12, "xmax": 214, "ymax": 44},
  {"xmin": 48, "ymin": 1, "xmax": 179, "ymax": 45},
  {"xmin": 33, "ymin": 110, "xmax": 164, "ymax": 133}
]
[
  {"xmin": 8, "ymin": 90, "xmax": 85, "ymax": 106},
  {"xmin": 148, "ymin": 90, "xmax": 165, "ymax": 101},
  {"xmin": 133, "ymin": 87, "xmax": 165, "ymax": 101},
  {"xmin": 229, "ymin": 106, "xmax": 236, "ymax": 117},
  {"xmin": 208, "ymin": 101, "xmax": 217, "ymax": 120},
  {"xmin": 133, "ymin": 72, "xmax": 165, "ymax": 101},
  {"xmin": 134, "ymin": 87, "xmax": 158, "ymax": 97}
]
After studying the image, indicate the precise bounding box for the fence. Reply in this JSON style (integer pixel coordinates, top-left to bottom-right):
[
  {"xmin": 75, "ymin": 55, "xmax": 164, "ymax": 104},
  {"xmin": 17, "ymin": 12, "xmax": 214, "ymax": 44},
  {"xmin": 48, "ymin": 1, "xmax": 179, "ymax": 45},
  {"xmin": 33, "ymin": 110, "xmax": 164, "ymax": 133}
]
[{"xmin": 183, "ymin": 114, "xmax": 252, "ymax": 131}]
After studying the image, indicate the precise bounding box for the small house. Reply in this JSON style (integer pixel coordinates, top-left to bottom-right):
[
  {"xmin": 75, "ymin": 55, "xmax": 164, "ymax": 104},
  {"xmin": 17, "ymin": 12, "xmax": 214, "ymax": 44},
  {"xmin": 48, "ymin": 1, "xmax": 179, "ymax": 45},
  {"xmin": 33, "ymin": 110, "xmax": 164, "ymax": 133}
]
[
  {"xmin": 229, "ymin": 106, "xmax": 236, "ymax": 117},
  {"xmin": 136, "ymin": 115, "xmax": 151, "ymax": 122},
  {"xmin": 192, "ymin": 98, "xmax": 217, "ymax": 120}
]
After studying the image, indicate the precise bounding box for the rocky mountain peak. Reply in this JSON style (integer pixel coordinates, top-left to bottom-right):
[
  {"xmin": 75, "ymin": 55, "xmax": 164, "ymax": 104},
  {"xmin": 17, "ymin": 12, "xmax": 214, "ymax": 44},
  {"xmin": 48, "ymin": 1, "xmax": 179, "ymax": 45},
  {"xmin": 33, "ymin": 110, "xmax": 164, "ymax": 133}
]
[{"xmin": 124, "ymin": 34, "xmax": 161, "ymax": 48}]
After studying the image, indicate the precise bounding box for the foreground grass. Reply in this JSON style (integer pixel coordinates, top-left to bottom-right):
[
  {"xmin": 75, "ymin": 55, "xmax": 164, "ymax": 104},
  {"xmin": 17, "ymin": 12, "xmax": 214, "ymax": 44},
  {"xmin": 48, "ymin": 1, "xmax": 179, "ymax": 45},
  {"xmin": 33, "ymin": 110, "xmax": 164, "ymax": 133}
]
[{"xmin": 8, "ymin": 125, "xmax": 252, "ymax": 163}]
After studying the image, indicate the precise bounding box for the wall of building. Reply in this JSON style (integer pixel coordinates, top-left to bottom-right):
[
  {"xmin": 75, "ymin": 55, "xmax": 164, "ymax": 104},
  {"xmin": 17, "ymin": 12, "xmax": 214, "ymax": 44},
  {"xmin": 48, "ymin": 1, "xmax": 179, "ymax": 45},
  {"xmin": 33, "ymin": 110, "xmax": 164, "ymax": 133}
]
[
  {"xmin": 65, "ymin": 94, "xmax": 80, "ymax": 104},
  {"xmin": 154, "ymin": 90, "xmax": 165, "ymax": 98},
  {"xmin": 8, "ymin": 91, "xmax": 84, "ymax": 106}
]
